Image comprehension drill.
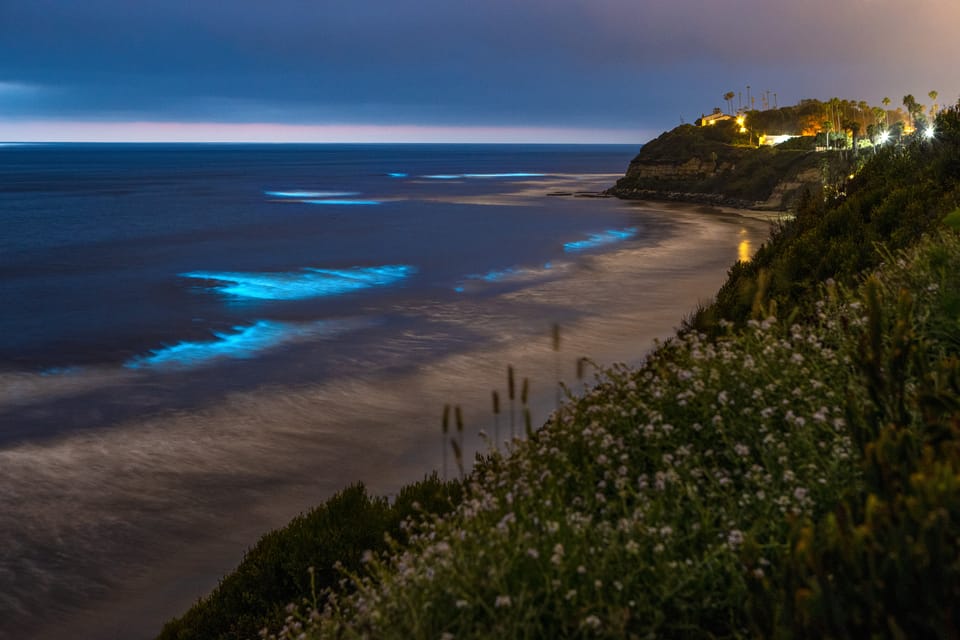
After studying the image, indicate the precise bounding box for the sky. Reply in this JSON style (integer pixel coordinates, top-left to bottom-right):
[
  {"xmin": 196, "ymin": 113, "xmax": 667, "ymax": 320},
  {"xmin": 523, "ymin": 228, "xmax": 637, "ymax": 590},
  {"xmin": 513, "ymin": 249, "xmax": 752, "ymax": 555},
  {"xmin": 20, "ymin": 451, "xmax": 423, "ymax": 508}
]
[{"xmin": 1, "ymin": 0, "xmax": 959, "ymax": 143}]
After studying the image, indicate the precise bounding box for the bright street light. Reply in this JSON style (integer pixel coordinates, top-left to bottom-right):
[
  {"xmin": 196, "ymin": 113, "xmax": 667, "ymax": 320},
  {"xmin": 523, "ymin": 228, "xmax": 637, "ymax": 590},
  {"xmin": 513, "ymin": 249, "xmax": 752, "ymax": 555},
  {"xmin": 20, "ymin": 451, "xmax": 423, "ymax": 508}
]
[
  {"xmin": 878, "ymin": 130, "xmax": 890, "ymax": 144},
  {"xmin": 924, "ymin": 126, "xmax": 936, "ymax": 140}
]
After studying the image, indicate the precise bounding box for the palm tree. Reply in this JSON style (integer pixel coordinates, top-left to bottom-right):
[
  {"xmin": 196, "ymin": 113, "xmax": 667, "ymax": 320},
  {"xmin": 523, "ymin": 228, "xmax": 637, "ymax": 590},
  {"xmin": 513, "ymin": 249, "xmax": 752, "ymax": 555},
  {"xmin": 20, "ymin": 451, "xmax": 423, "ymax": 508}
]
[
  {"xmin": 848, "ymin": 121, "xmax": 862, "ymax": 157},
  {"xmin": 882, "ymin": 97, "xmax": 891, "ymax": 127},
  {"xmin": 929, "ymin": 90, "xmax": 939, "ymax": 118},
  {"xmin": 723, "ymin": 91, "xmax": 736, "ymax": 114},
  {"xmin": 872, "ymin": 107, "xmax": 886, "ymax": 127},
  {"xmin": 822, "ymin": 120, "xmax": 833, "ymax": 150},
  {"xmin": 903, "ymin": 94, "xmax": 919, "ymax": 128}
]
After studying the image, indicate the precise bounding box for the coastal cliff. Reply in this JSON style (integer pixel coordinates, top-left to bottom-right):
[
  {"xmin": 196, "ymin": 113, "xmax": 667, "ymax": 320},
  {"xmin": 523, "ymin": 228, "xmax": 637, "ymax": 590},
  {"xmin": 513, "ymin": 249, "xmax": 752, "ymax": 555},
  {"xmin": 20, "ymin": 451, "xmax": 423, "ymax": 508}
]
[
  {"xmin": 608, "ymin": 121, "xmax": 848, "ymax": 210},
  {"xmin": 159, "ymin": 104, "xmax": 960, "ymax": 640}
]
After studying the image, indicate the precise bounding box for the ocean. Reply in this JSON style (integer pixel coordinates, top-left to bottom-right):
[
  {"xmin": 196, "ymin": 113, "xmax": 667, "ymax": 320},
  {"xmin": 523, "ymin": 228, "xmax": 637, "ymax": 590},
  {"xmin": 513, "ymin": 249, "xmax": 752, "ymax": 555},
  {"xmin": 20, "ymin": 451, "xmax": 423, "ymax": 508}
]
[{"xmin": 0, "ymin": 143, "xmax": 773, "ymax": 639}]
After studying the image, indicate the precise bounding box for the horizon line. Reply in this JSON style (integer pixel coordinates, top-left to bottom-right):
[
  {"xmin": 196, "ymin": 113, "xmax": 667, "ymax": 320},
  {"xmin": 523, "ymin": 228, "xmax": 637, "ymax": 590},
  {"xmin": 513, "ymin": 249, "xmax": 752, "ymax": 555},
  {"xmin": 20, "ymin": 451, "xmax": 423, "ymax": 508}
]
[{"xmin": 0, "ymin": 120, "xmax": 654, "ymax": 145}]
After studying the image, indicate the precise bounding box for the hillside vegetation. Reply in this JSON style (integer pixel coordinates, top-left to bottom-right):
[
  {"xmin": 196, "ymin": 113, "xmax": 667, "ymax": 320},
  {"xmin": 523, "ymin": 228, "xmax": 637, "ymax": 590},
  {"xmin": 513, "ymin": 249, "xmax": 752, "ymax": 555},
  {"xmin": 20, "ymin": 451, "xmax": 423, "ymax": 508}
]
[
  {"xmin": 159, "ymin": 104, "xmax": 960, "ymax": 640},
  {"xmin": 608, "ymin": 120, "xmax": 848, "ymax": 210}
]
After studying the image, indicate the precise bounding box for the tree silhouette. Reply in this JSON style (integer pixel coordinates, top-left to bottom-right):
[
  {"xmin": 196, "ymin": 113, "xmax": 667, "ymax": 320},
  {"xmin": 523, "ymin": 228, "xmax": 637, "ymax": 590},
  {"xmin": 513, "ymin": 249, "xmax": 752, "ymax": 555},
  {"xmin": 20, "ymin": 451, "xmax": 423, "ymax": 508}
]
[
  {"xmin": 822, "ymin": 120, "xmax": 833, "ymax": 150},
  {"xmin": 723, "ymin": 91, "xmax": 736, "ymax": 114},
  {"xmin": 903, "ymin": 94, "xmax": 920, "ymax": 128}
]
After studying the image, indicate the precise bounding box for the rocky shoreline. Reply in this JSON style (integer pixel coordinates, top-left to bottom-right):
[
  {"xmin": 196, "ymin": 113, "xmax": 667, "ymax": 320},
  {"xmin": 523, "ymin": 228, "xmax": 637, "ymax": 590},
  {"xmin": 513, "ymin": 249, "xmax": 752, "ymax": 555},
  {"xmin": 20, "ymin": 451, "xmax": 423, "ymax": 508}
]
[{"xmin": 605, "ymin": 186, "xmax": 758, "ymax": 210}]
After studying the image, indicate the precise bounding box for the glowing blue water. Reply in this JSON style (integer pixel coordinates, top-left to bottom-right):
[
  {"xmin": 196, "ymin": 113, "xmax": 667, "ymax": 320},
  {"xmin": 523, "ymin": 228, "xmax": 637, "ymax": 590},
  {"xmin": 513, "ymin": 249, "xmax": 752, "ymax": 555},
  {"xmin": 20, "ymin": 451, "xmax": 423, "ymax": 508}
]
[
  {"xmin": 124, "ymin": 319, "xmax": 334, "ymax": 369},
  {"xmin": 564, "ymin": 227, "xmax": 638, "ymax": 252},
  {"xmin": 0, "ymin": 143, "xmax": 639, "ymax": 372},
  {"xmin": 454, "ymin": 261, "xmax": 562, "ymax": 292},
  {"xmin": 423, "ymin": 172, "xmax": 546, "ymax": 180},
  {"xmin": 264, "ymin": 190, "xmax": 359, "ymax": 198},
  {"xmin": 463, "ymin": 173, "xmax": 546, "ymax": 178},
  {"xmin": 302, "ymin": 199, "xmax": 381, "ymax": 206},
  {"xmin": 181, "ymin": 265, "xmax": 416, "ymax": 301}
]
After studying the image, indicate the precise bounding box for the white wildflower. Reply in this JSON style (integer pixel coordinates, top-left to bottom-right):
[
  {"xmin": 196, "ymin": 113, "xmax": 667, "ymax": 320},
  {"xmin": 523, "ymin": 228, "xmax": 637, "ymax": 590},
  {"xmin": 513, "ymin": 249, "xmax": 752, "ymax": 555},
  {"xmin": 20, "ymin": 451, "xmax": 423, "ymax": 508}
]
[{"xmin": 727, "ymin": 529, "xmax": 744, "ymax": 548}]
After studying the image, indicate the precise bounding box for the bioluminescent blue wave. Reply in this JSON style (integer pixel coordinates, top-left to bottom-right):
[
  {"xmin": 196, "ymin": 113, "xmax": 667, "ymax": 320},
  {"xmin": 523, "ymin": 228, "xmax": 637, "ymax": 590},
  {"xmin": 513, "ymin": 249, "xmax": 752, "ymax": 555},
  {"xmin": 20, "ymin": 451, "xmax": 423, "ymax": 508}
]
[
  {"xmin": 563, "ymin": 227, "xmax": 638, "ymax": 253},
  {"xmin": 40, "ymin": 366, "xmax": 83, "ymax": 377},
  {"xmin": 181, "ymin": 265, "xmax": 416, "ymax": 301},
  {"xmin": 387, "ymin": 172, "xmax": 408, "ymax": 178},
  {"xmin": 422, "ymin": 172, "xmax": 546, "ymax": 180},
  {"xmin": 303, "ymin": 199, "xmax": 381, "ymax": 206},
  {"xmin": 124, "ymin": 319, "xmax": 335, "ymax": 370},
  {"xmin": 463, "ymin": 173, "xmax": 546, "ymax": 178},
  {"xmin": 454, "ymin": 261, "xmax": 566, "ymax": 292},
  {"xmin": 264, "ymin": 190, "xmax": 359, "ymax": 198}
]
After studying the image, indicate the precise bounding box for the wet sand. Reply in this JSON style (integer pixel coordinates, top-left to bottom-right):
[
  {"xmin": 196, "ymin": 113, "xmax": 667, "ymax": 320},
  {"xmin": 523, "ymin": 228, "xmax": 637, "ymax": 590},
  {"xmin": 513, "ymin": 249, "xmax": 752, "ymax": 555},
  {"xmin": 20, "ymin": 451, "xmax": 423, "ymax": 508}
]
[{"xmin": 8, "ymin": 205, "xmax": 772, "ymax": 640}]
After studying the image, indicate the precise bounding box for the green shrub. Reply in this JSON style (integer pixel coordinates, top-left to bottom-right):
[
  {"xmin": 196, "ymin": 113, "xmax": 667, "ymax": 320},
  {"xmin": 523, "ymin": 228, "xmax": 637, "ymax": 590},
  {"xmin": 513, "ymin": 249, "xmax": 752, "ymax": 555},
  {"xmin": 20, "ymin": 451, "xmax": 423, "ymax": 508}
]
[
  {"xmin": 156, "ymin": 476, "xmax": 461, "ymax": 640},
  {"xmin": 749, "ymin": 235, "xmax": 960, "ymax": 638}
]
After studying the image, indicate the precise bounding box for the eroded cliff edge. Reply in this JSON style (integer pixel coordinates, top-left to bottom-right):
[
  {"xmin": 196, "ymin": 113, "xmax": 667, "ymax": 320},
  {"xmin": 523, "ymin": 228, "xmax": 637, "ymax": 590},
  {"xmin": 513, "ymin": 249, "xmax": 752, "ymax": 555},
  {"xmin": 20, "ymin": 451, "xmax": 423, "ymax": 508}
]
[{"xmin": 608, "ymin": 122, "xmax": 850, "ymax": 211}]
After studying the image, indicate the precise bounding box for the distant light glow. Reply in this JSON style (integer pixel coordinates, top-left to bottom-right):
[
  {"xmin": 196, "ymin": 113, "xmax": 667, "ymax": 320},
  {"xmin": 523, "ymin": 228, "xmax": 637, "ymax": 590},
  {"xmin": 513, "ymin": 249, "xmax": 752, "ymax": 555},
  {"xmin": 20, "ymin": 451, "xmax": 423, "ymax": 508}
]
[
  {"xmin": 388, "ymin": 172, "xmax": 408, "ymax": 178},
  {"xmin": 738, "ymin": 239, "xmax": 752, "ymax": 263},
  {"xmin": 0, "ymin": 120, "xmax": 651, "ymax": 144},
  {"xmin": 303, "ymin": 199, "xmax": 381, "ymax": 205},
  {"xmin": 563, "ymin": 227, "xmax": 638, "ymax": 252},
  {"xmin": 924, "ymin": 126, "xmax": 936, "ymax": 140},
  {"xmin": 265, "ymin": 190, "xmax": 359, "ymax": 198},
  {"xmin": 181, "ymin": 264, "xmax": 416, "ymax": 301},
  {"xmin": 878, "ymin": 130, "xmax": 890, "ymax": 144},
  {"xmin": 124, "ymin": 319, "xmax": 338, "ymax": 369}
]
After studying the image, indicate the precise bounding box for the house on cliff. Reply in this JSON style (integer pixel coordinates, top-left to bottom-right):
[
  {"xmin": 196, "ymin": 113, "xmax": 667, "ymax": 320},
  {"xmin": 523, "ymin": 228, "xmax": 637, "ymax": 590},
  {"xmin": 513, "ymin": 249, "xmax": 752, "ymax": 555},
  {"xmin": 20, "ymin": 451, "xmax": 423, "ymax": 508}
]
[{"xmin": 696, "ymin": 108, "xmax": 733, "ymax": 127}]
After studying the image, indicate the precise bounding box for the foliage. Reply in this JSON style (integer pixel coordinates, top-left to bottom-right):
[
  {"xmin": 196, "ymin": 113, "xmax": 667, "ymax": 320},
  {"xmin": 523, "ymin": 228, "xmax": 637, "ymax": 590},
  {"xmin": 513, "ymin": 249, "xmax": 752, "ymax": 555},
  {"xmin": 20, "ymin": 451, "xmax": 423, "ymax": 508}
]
[
  {"xmin": 188, "ymin": 101, "xmax": 960, "ymax": 640},
  {"xmin": 614, "ymin": 128, "xmax": 826, "ymax": 205},
  {"xmin": 774, "ymin": 136, "xmax": 818, "ymax": 151},
  {"xmin": 696, "ymin": 103, "xmax": 960, "ymax": 332},
  {"xmin": 626, "ymin": 122, "xmax": 747, "ymax": 163},
  {"xmin": 748, "ymin": 234, "xmax": 960, "ymax": 638},
  {"xmin": 156, "ymin": 476, "xmax": 462, "ymax": 640},
  {"xmin": 268, "ymin": 229, "xmax": 960, "ymax": 639}
]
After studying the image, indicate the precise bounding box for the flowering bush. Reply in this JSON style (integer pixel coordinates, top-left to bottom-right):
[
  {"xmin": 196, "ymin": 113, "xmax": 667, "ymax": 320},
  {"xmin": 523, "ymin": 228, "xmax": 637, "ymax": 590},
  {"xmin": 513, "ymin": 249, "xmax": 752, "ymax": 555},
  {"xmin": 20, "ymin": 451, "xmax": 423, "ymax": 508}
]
[{"xmin": 259, "ymin": 233, "xmax": 960, "ymax": 640}]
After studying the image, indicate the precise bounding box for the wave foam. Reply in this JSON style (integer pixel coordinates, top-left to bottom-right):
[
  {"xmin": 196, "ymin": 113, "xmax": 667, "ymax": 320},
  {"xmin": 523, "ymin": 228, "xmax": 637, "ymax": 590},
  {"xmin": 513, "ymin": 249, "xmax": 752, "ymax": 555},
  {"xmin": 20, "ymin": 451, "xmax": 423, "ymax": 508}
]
[
  {"xmin": 124, "ymin": 319, "xmax": 352, "ymax": 370},
  {"xmin": 180, "ymin": 265, "xmax": 416, "ymax": 301},
  {"xmin": 564, "ymin": 227, "xmax": 638, "ymax": 253},
  {"xmin": 264, "ymin": 190, "xmax": 359, "ymax": 198}
]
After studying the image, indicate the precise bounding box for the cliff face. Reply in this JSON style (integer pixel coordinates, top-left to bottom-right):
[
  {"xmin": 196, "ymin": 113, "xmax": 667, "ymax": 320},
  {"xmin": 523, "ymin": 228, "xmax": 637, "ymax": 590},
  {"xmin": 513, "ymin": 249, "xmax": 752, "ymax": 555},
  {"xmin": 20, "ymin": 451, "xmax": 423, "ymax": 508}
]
[{"xmin": 609, "ymin": 123, "xmax": 846, "ymax": 211}]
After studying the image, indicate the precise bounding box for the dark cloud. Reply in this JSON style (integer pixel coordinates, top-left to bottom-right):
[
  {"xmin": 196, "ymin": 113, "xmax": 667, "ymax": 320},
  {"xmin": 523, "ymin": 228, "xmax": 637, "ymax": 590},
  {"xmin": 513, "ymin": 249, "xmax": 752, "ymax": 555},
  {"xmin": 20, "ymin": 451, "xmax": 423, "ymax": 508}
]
[{"xmin": 1, "ymin": 0, "xmax": 957, "ymax": 136}]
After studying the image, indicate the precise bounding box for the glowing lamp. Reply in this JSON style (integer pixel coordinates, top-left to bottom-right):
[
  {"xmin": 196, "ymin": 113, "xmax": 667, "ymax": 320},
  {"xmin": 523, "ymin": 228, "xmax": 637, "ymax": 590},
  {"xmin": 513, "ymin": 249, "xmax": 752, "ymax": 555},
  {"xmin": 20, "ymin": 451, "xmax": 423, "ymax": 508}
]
[
  {"xmin": 924, "ymin": 126, "xmax": 935, "ymax": 140},
  {"xmin": 878, "ymin": 131, "xmax": 890, "ymax": 144}
]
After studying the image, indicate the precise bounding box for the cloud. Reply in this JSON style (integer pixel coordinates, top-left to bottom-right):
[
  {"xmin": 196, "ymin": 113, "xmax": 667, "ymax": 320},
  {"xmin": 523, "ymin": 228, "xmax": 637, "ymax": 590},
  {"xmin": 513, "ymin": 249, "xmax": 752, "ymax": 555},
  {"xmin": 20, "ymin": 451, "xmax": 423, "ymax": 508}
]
[
  {"xmin": 0, "ymin": 81, "xmax": 41, "ymax": 95},
  {"xmin": 0, "ymin": 0, "xmax": 958, "ymax": 136}
]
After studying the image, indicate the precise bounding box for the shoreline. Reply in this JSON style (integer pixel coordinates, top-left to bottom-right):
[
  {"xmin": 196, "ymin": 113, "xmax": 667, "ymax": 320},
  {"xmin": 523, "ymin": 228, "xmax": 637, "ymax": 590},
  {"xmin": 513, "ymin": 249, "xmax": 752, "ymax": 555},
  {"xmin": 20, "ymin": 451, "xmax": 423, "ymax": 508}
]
[{"xmin": 16, "ymin": 204, "xmax": 772, "ymax": 640}]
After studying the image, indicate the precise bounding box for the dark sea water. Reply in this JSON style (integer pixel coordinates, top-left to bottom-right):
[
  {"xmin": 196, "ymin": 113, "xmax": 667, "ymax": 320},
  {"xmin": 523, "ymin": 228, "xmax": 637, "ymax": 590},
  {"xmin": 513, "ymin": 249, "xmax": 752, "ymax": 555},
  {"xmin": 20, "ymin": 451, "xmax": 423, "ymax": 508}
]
[{"xmin": 0, "ymin": 143, "xmax": 773, "ymax": 639}]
